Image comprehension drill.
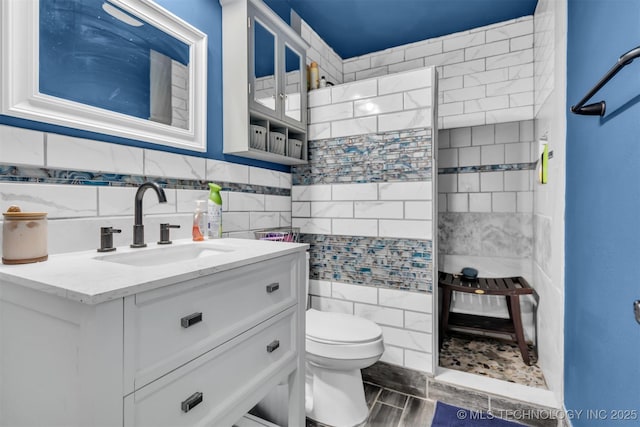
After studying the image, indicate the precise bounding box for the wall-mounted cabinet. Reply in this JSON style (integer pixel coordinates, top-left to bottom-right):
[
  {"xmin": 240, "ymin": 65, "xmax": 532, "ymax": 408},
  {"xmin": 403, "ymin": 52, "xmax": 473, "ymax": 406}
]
[{"xmin": 221, "ymin": 0, "xmax": 309, "ymax": 165}]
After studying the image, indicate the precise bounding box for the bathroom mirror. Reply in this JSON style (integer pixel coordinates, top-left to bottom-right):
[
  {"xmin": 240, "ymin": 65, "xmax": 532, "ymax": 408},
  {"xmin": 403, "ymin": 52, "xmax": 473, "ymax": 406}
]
[
  {"xmin": 284, "ymin": 44, "xmax": 302, "ymax": 122},
  {"xmin": 252, "ymin": 18, "xmax": 276, "ymax": 112},
  {"xmin": 0, "ymin": 0, "xmax": 208, "ymax": 151}
]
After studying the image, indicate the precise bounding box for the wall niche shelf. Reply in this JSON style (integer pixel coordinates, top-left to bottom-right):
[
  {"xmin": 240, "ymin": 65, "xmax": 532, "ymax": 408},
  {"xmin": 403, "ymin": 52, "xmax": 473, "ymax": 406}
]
[{"xmin": 220, "ymin": 0, "xmax": 309, "ymax": 166}]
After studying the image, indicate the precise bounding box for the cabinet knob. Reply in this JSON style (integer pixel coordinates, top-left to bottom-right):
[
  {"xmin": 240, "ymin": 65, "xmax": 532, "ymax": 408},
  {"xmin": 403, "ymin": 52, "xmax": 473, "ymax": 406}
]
[
  {"xmin": 181, "ymin": 312, "xmax": 203, "ymax": 328},
  {"xmin": 266, "ymin": 340, "xmax": 280, "ymax": 353},
  {"xmin": 181, "ymin": 391, "xmax": 203, "ymax": 413},
  {"xmin": 279, "ymin": 93, "xmax": 285, "ymax": 99},
  {"xmin": 266, "ymin": 282, "xmax": 280, "ymax": 293}
]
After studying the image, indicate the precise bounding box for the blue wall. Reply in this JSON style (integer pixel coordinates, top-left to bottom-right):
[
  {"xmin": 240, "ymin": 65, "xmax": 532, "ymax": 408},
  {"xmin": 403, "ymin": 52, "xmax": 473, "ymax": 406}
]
[
  {"xmin": 566, "ymin": 1, "xmax": 640, "ymax": 425},
  {"xmin": 0, "ymin": 0, "xmax": 288, "ymax": 172}
]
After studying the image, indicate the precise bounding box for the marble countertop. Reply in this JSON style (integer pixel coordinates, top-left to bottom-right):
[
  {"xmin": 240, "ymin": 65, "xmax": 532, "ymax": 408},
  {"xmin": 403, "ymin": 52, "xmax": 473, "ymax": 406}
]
[{"xmin": 0, "ymin": 238, "xmax": 308, "ymax": 305}]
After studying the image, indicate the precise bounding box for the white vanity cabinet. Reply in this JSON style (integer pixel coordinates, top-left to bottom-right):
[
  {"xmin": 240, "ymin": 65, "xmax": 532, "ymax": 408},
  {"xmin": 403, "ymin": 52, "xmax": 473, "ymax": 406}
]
[
  {"xmin": 220, "ymin": 0, "xmax": 309, "ymax": 165},
  {"xmin": 0, "ymin": 247, "xmax": 306, "ymax": 427}
]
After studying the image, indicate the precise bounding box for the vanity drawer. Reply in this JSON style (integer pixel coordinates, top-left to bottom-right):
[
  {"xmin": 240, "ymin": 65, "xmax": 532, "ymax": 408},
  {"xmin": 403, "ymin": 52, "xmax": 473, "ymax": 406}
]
[
  {"xmin": 124, "ymin": 307, "xmax": 297, "ymax": 427},
  {"xmin": 124, "ymin": 253, "xmax": 300, "ymax": 390}
]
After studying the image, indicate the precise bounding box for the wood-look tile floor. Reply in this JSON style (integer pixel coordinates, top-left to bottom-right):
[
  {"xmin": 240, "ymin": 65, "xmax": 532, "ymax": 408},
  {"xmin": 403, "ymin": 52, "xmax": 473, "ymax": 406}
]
[{"xmin": 306, "ymin": 382, "xmax": 435, "ymax": 427}]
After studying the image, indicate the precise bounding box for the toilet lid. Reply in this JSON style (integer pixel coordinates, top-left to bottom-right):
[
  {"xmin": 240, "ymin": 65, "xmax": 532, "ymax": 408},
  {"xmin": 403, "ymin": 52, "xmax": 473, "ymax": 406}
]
[{"xmin": 306, "ymin": 309, "xmax": 382, "ymax": 344}]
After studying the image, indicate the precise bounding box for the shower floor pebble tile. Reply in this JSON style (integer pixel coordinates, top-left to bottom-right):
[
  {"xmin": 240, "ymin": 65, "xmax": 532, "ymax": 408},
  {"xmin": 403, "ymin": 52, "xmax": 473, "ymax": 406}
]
[{"xmin": 439, "ymin": 334, "xmax": 547, "ymax": 389}]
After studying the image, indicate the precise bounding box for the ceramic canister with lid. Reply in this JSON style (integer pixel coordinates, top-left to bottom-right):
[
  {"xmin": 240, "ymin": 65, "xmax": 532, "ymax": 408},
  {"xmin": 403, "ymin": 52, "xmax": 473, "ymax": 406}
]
[{"xmin": 2, "ymin": 206, "xmax": 48, "ymax": 264}]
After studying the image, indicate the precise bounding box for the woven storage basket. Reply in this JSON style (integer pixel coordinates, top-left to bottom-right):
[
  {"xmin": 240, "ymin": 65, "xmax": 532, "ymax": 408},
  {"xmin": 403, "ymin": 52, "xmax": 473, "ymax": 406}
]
[
  {"xmin": 249, "ymin": 125, "xmax": 266, "ymax": 150},
  {"xmin": 288, "ymin": 139, "xmax": 303, "ymax": 159},
  {"xmin": 269, "ymin": 132, "xmax": 285, "ymax": 155}
]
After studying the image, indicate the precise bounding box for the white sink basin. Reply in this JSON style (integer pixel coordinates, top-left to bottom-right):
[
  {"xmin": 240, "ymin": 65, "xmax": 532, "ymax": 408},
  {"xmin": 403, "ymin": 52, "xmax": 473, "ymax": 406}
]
[{"xmin": 95, "ymin": 243, "xmax": 234, "ymax": 267}]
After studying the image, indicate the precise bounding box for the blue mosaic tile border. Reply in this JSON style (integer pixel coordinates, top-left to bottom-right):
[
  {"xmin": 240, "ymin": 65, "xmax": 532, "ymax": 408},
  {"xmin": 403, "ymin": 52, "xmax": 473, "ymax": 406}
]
[
  {"xmin": 302, "ymin": 234, "xmax": 433, "ymax": 292},
  {"xmin": 292, "ymin": 128, "xmax": 432, "ymax": 185},
  {"xmin": 0, "ymin": 164, "xmax": 290, "ymax": 196},
  {"xmin": 438, "ymin": 162, "xmax": 536, "ymax": 175}
]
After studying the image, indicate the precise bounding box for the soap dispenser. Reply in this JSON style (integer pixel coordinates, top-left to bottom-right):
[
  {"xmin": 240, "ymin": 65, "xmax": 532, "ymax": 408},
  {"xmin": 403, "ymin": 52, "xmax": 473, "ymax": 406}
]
[{"xmin": 192, "ymin": 200, "xmax": 207, "ymax": 241}]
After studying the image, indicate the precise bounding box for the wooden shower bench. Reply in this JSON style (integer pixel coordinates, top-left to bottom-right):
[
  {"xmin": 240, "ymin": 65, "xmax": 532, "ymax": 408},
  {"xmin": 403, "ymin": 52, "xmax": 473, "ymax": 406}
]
[{"xmin": 438, "ymin": 271, "xmax": 537, "ymax": 365}]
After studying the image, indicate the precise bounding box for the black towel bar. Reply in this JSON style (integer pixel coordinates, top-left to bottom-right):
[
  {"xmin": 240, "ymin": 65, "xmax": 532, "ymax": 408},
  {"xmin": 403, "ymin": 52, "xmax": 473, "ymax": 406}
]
[{"xmin": 571, "ymin": 45, "xmax": 640, "ymax": 116}]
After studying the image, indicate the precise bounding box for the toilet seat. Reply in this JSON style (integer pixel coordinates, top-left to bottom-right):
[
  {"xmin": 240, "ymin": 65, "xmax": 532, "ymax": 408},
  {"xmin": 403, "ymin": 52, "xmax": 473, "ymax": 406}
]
[
  {"xmin": 306, "ymin": 309, "xmax": 384, "ymax": 360},
  {"xmin": 306, "ymin": 309, "xmax": 382, "ymax": 343}
]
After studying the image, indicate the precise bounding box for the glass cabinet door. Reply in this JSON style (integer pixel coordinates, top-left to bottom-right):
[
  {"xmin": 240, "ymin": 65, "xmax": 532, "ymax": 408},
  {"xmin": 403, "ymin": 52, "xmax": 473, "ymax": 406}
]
[
  {"xmin": 283, "ymin": 44, "xmax": 302, "ymax": 123},
  {"xmin": 252, "ymin": 19, "xmax": 277, "ymax": 113}
]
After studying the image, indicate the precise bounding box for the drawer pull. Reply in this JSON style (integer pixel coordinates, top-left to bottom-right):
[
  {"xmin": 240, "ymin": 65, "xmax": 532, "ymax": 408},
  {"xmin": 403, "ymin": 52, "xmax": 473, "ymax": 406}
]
[
  {"xmin": 266, "ymin": 340, "xmax": 280, "ymax": 353},
  {"xmin": 181, "ymin": 391, "xmax": 203, "ymax": 413},
  {"xmin": 181, "ymin": 312, "xmax": 203, "ymax": 328},
  {"xmin": 266, "ymin": 282, "xmax": 280, "ymax": 293}
]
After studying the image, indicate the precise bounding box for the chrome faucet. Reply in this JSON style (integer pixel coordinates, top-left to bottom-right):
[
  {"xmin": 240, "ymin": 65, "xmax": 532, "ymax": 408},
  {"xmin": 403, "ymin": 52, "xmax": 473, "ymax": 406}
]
[{"xmin": 131, "ymin": 182, "xmax": 167, "ymax": 248}]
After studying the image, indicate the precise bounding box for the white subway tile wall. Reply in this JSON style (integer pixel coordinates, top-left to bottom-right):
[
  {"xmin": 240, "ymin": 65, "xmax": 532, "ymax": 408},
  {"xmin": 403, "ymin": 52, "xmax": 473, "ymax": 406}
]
[
  {"xmin": 47, "ymin": 133, "xmax": 144, "ymax": 175},
  {"xmin": 438, "ymin": 120, "xmax": 534, "ymax": 214},
  {"xmin": 0, "ymin": 130, "xmax": 292, "ymax": 254},
  {"xmin": 341, "ymin": 16, "xmax": 534, "ymax": 128},
  {"xmin": 308, "ymin": 67, "xmax": 435, "ymax": 139},
  {"xmin": 144, "ymin": 149, "xmax": 206, "ymax": 180},
  {"xmin": 292, "ymin": 182, "xmax": 432, "ymax": 239},
  {"xmin": 310, "ymin": 281, "xmax": 434, "ymax": 373},
  {"xmin": 0, "ymin": 125, "xmax": 45, "ymax": 166},
  {"xmin": 300, "ymin": 20, "xmax": 343, "ymax": 86},
  {"xmin": 206, "ymin": 159, "xmax": 250, "ymax": 184}
]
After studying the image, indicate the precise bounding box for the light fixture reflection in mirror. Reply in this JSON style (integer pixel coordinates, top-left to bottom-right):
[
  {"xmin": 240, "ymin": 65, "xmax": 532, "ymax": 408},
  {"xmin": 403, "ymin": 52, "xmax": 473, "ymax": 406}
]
[
  {"xmin": 1, "ymin": 0, "xmax": 207, "ymax": 151},
  {"xmin": 102, "ymin": 2, "xmax": 143, "ymax": 27}
]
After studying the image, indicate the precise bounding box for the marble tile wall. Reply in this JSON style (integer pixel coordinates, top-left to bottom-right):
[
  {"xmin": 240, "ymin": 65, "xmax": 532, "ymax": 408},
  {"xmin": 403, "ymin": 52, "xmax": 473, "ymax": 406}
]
[
  {"xmin": 292, "ymin": 67, "xmax": 437, "ymax": 374},
  {"xmin": 306, "ymin": 68, "xmax": 434, "ymax": 141},
  {"xmin": 292, "ymin": 180, "xmax": 433, "ymax": 241},
  {"xmin": 0, "ymin": 125, "xmax": 292, "ymax": 254},
  {"xmin": 341, "ymin": 17, "xmax": 534, "ymax": 129}
]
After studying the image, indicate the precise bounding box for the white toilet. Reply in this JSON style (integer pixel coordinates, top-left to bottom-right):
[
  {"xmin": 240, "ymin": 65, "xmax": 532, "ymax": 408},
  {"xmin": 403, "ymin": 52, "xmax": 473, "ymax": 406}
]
[
  {"xmin": 304, "ymin": 255, "xmax": 385, "ymax": 426},
  {"xmin": 305, "ymin": 309, "xmax": 384, "ymax": 426}
]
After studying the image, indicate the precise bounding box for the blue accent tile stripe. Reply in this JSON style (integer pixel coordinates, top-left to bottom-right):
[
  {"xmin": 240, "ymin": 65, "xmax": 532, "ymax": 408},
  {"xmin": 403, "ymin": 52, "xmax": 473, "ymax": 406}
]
[
  {"xmin": 0, "ymin": 164, "xmax": 290, "ymax": 196},
  {"xmin": 438, "ymin": 162, "xmax": 537, "ymax": 175},
  {"xmin": 302, "ymin": 234, "xmax": 433, "ymax": 292},
  {"xmin": 293, "ymin": 128, "xmax": 432, "ymax": 185}
]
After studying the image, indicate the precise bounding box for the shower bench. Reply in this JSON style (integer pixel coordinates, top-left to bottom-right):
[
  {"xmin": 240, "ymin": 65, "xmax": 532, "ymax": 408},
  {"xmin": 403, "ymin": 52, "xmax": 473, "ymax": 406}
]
[{"xmin": 438, "ymin": 271, "xmax": 537, "ymax": 365}]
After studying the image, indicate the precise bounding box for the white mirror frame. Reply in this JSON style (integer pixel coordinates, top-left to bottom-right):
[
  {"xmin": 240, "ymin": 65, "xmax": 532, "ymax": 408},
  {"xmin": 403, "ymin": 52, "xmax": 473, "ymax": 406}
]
[{"xmin": 0, "ymin": 0, "xmax": 208, "ymax": 151}]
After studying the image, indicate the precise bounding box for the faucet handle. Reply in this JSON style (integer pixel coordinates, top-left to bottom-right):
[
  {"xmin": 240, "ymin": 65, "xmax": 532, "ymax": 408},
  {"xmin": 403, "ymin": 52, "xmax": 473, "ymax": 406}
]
[
  {"xmin": 97, "ymin": 227, "xmax": 122, "ymax": 252},
  {"xmin": 158, "ymin": 223, "xmax": 180, "ymax": 245}
]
